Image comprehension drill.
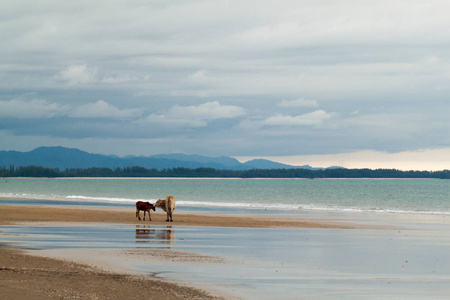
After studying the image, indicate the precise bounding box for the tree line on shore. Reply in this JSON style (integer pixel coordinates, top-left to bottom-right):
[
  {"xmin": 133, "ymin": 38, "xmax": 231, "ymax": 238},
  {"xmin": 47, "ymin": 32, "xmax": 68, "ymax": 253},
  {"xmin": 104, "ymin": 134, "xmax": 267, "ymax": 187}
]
[{"xmin": 1, "ymin": 165, "xmax": 449, "ymax": 179}]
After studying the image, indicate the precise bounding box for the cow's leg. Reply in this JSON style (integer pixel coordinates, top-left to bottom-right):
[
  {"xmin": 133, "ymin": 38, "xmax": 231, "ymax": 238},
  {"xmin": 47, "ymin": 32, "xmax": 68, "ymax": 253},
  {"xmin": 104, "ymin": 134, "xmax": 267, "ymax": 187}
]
[
  {"xmin": 143, "ymin": 210, "xmax": 146, "ymax": 221},
  {"xmin": 136, "ymin": 209, "xmax": 141, "ymax": 220},
  {"xmin": 170, "ymin": 212, "xmax": 173, "ymax": 222},
  {"xmin": 166, "ymin": 212, "xmax": 170, "ymax": 222},
  {"xmin": 148, "ymin": 211, "xmax": 152, "ymax": 221}
]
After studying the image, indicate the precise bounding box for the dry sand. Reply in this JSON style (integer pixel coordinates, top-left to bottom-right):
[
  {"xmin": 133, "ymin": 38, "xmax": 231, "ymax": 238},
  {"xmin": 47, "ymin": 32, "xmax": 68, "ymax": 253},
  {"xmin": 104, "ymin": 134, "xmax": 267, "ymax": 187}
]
[{"xmin": 0, "ymin": 204, "xmax": 363, "ymax": 299}]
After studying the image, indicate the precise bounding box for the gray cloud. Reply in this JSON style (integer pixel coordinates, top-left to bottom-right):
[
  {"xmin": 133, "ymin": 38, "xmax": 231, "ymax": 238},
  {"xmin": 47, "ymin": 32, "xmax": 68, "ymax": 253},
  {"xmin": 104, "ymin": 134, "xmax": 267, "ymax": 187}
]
[
  {"xmin": 52, "ymin": 65, "xmax": 98, "ymax": 86},
  {"xmin": 68, "ymin": 100, "xmax": 142, "ymax": 119},
  {"xmin": 1, "ymin": 0, "xmax": 449, "ymax": 162},
  {"xmin": 263, "ymin": 110, "xmax": 335, "ymax": 126},
  {"xmin": 278, "ymin": 98, "xmax": 318, "ymax": 108},
  {"xmin": 0, "ymin": 99, "xmax": 69, "ymax": 118}
]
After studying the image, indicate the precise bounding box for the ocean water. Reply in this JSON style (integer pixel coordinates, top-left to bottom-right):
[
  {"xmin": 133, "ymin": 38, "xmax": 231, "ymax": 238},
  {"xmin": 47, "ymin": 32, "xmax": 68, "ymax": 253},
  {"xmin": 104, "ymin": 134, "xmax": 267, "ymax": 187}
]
[{"xmin": 1, "ymin": 178, "xmax": 449, "ymax": 216}]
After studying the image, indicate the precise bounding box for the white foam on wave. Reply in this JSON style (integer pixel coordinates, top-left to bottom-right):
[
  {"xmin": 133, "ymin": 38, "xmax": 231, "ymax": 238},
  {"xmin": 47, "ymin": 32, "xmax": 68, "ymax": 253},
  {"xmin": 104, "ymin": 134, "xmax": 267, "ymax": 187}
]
[
  {"xmin": 66, "ymin": 195, "xmax": 155, "ymax": 203},
  {"xmin": 178, "ymin": 201, "xmax": 450, "ymax": 216},
  {"xmin": 177, "ymin": 200, "xmax": 301, "ymax": 210},
  {"xmin": 0, "ymin": 192, "xmax": 63, "ymax": 200},
  {"xmin": 2, "ymin": 193, "xmax": 449, "ymax": 216},
  {"xmin": 297, "ymin": 204, "xmax": 450, "ymax": 216}
]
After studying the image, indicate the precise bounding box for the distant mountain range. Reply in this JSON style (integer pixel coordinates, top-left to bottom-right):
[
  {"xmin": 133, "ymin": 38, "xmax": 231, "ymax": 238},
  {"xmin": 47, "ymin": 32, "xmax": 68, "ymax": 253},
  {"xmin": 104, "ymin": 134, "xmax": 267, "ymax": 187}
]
[{"xmin": 0, "ymin": 146, "xmax": 332, "ymax": 171}]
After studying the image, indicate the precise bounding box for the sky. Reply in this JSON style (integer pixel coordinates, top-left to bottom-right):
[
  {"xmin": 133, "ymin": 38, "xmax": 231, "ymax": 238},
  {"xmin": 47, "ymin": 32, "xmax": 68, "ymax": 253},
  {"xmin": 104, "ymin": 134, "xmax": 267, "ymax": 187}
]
[{"xmin": 1, "ymin": 0, "xmax": 449, "ymax": 170}]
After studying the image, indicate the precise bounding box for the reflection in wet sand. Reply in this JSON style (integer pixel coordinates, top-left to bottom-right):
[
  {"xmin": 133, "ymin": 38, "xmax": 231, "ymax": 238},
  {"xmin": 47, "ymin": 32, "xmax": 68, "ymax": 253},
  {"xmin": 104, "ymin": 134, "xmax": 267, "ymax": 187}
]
[
  {"xmin": 2, "ymin": 221, "xmax": 450, "ymax": 300},
  {"xmin": 135, "ymin": 225, "xmax": 175, "ymax": 248}
]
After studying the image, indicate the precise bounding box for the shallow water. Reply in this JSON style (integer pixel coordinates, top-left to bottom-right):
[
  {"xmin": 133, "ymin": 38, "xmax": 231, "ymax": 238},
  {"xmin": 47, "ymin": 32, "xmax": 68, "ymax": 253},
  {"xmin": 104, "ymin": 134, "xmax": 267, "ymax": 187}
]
[
  {"xmin": 2, "ymin": 216, "xmax": 450, "ymax": 299},
  {"xmin": 1, "ymin": 178, "xmax": 449, "ymax": 215}
]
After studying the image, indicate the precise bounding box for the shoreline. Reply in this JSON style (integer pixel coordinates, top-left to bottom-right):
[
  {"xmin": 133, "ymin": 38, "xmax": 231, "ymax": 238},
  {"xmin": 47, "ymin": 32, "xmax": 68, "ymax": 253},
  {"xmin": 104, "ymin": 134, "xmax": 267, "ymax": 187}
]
[
  {"xmin": 0, "ymin": 204, "xmax": 238, "ymax": 299},
  {"xmin": 3, "ymin": 176, "xmax": 447, "ymax": 179},
  {"xmin": 0, "ymin": 204, "xmax": 371, "ymax": 229},
  {"xmin": 0, "ymin": 203, "xmax": 390, "ymax": 299}
]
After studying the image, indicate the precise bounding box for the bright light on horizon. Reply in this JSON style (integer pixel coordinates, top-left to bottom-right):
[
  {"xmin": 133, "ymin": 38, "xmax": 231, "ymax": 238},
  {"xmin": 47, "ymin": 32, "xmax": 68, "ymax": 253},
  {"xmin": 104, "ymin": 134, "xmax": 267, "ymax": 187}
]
[{"xmin": 234, "ymin": 148, "xmax": 450, "ymax": 171}]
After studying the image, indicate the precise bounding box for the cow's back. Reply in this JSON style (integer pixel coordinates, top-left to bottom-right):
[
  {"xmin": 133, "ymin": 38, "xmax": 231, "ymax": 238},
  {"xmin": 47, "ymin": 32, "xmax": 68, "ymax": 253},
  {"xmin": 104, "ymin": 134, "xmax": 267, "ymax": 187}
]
[{"xmin": 166, "ymin": 196, "xmax": 176, "ymax": 213}]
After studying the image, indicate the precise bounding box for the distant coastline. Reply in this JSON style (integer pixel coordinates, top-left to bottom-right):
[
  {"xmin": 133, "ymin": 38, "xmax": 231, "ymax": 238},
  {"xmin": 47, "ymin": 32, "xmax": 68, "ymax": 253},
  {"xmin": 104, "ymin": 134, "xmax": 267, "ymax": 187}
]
[
  {"xmin": 1, "ymin": 165, "xmax": 449, "ymax": 179},
  {"xmin": 1, "ymin": 147, "xmax": 449, "ymax": 179}
]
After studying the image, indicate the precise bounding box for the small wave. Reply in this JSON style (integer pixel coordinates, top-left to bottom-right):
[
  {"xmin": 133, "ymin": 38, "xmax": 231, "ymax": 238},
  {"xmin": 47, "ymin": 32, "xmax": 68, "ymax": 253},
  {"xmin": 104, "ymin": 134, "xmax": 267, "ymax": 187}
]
[
  {"xmin": 0, "ymin": 193, "xmax": 62, "ymax": 200},
  {"xmin": 178, "ymin": 201, "xmax": 450, "ymax": 216},
  {"xmin": 297, "ymin": 204, "xmax": 450, "ymax": 216},
  {"xmin": 66, "ymin": 195, "xmax": 156, "ymax": 203},
  {"xmin": 177, "ymin": 200, "xmax": 302, "ymax": 211},
  {"xmin": 2, "ymin": 193, "xmax": 449, "ymax": 216}
]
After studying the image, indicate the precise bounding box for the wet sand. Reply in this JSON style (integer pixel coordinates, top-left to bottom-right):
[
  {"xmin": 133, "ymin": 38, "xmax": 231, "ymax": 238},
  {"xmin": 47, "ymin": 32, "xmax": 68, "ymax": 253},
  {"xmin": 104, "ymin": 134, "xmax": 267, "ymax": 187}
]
[
  {"xmin": 0, "ymin": 247, "xmax": 222, "ymax": 300},
  {"xmin": 0, "ymin": 204, "xmax": 362, "ymax": 229},
  {"xmin": 0, "ymin": 203, "xmax": 364, "ymax": 300},
  {"xmin": 3, "ymin": 217, "xmax": 450, "ymax": 299},
  {"xmin": 0, "ymin": 204, "xmax": 227, "ymax": 299}
]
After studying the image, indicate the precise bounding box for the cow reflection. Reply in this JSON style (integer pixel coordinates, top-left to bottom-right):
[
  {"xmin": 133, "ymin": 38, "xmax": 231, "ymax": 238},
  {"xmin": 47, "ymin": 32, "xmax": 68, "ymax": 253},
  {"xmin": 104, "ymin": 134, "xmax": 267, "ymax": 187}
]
[{"xmin": 135, "ymin": 225, "xmax": 175, "ymax": 247}]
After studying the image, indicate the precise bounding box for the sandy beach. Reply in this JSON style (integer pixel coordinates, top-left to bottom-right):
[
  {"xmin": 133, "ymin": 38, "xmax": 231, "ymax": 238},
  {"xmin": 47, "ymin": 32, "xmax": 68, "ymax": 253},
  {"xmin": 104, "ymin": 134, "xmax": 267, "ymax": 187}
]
[
  {"xmin": 0, "ymin": 204, "xmax": 361, "ymax": 228},
  {"xmin": 0, "ymin": 247, "xmax": 223, "ymax": 300},
  {"xmin": 2, "ymin": 202, "xmax": 450, "ymax": 300},
  {"xmin": 0, "ymin": 205, "xmax": 226, "ymax": 299},
  {"xmin": 0, "ymin": 203, "xmax": 363, "ymax": 300},
  {"xmin": 3, "ymin": 202, "xmax": 450, "ymax": 299}
]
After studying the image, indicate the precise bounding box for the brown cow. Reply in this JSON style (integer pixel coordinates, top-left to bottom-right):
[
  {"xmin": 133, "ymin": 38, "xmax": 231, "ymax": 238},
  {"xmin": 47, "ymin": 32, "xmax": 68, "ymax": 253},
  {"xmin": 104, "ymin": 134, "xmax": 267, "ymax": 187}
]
[
  {"xmin": 155, "ymin": 196, "xmax": 176, "ymax": 222},
  {"xmin": 136, "ymin": 201, "xmax": 156, "ymax": 221}
]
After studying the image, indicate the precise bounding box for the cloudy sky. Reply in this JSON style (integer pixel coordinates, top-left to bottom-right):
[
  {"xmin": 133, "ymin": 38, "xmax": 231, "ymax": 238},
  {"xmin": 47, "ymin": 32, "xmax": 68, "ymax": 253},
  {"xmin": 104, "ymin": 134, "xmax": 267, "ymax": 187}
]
[{"xmin": 1, "ymin": 0, "xmax": 449, "ymax": 170}]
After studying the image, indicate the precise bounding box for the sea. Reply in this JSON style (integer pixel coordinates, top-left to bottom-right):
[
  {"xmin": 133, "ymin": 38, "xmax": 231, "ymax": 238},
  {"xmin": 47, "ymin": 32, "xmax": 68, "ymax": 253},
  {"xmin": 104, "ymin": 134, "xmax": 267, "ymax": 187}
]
[{"xmin": 0, "ymin": 177, "xmax": 449, "ymax": 216}]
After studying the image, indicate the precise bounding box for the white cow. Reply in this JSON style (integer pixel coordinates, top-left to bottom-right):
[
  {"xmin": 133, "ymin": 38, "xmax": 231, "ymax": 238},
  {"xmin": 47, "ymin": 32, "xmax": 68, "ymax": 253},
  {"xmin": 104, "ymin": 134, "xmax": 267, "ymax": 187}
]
[{"xmin": 154, "ymin": 196, "xmax": 176, "ymax": 222}]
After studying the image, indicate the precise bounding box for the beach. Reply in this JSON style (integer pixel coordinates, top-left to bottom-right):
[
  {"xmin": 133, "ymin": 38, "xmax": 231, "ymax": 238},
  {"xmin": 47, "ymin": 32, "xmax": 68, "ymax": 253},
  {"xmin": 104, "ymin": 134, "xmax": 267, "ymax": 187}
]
[
  {"xmin": 0, "ymin": 203, "xmax": 366, "ymax": 300},
  {"xmin": 0, "ymin": 205, "xmax": 226, "ymax": 299},
  {"xmin": 0, "ymin": 247, "xmax": 221, "ymax": 300},
  {"xmin": 0, "ymin": 204, "xmax": 363, "ymax": 228},
  {"xmin": 2, "ymin": 186, "xmax": 450, "ymax": 299}
]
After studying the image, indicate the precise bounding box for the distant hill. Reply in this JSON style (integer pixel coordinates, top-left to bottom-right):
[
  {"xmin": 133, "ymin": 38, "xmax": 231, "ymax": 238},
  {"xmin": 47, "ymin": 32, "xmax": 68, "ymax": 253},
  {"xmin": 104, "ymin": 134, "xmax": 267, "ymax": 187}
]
[
  {"xmin": 149, "ymin": 153, "xmax": 241, "ymax": 169},
  {"xmin": 241, "ymin": 159, "xmax": 315, "ymax": 170},
  {"xmin": 0, "ymin": 146, "xmax": 323, "ymax": 171}
]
